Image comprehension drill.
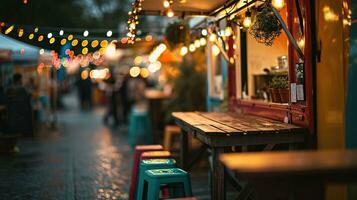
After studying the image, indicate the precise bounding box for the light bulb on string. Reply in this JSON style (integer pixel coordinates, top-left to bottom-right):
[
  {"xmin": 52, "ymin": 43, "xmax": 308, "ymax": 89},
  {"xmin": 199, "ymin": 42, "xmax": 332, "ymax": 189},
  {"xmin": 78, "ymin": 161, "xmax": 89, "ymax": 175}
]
[
  {"xmin": 5, "ymin": 25, "xmax": 14, "ymax": 34},
  {"xmin": 83, "ymin": 30, "xmax": 89, "ymax": 37},
  {"xmin": 194, "ymin": 39, "xmax": 201, "ymax": 48},
  {"xmin": 47, "ymin": 33, "xmax": 53, "ymax": 39},
  {"xmin": 209, "ymin": 33, "xmax": 217, "ymax": 42},
  {"xmin": 106, "ymin": 30, "xmax": 113, "ymax": 37},
  {"xmin": 166, "ymin": 8, "xmax": 174, "ymax": 17},
  {"xmin": 189, "ymin": 44, "xmax": 196, "ymax": 52},
  {"xmin": 243, "ymin": 9, "xmax": 252, "ymax": 28},
  {"xmin": 201, "ymin": 29, "xmax": 208, "ymax": 36},
  {"xmin": 180, "ymin": 46, "xmax": 188, "ymax": 56},
  {"xmin": 272, "ymin": 0, "xmax": 284, "ymax": 10},
  {"xmin": 163, "ymin": 0, "xmax": 170, "ymax": 8},
  {"xmin": 59, "ymin": 30, "xmax": 64, "ymax": 36}
]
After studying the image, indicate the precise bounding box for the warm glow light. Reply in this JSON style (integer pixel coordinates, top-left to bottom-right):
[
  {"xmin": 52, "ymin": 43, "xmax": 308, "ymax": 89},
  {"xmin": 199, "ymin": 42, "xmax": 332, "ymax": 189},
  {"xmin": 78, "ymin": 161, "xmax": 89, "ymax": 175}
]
[
  {"xmin": 72, "ymin": 39, "xmax": 78, "ymax": 46},
  {"xmin": 61, "ymin": 38, "xmax": 67, "ymax": 45},
  {"xmin": 39, "ymin": 49, "xmax": 45, "ymax": 55},
  {"xmin": 129, "ymin": 66, "xmax": 141, "ymax": 77},
  {"xmin": 83, "ymin": 30, "xmax": 89, "ymax": 37},
  {"xmin": 47, "ymin": 33, "xmax": 53, "ymax": 39},
  {"xmin": 81, "ymin": 70, "xmax": 89, "ymax": 80},
  {"xmin": 201, "ymin": 29, "xmax": 208, "ymax": 36},
  {"xmin": 209, "ymin": 33, "xmax": 217, "ymax": 42},
  {"xmin": 212, "ymin": 44, "xmax": 220, "ymax": 56},
  {"xmin": 200, "ymin": 38, "xmax": 207, "ymax": 46},
  {"xmin": 49, "ymin": 37, "xmax": 55, "ymax": 44},
  {"xmin": 106, "ymin": 30, "xmax": 113, "ymax": 37},
  {"xmin": 225, "ymin": 27, "xmax": 233, "ymax": 37},
  {"xmin": 38, "ymin": 35, "xmax": 44, "ymax": 42},
  {"xmin": 272, "ymin": 0, "xmax": 284, "ymax": 10},
  {"xmin": 130, "ymin": 23, "xmax": 136, "ymax": 30},
  {"xmin": 5, "ymin": 25, "xmax": 14, "ymax": 34},
  {"xmin": 163, "ymin": 0, "xmax": 170, "ymax": 8},
  {"xmin": 82, "ymin": 40, "xmax": 88, "ymax": 47},
  {"xmin": 34, "ymin": 27, "xmax": 39, "ymax": 33},
  {"xmin": 167, "ymin": 8, "xmax": 174, "ymax": 17},
  {"xmin": 243, "ymin": 10, "xmax": 252, "ymax": 28},
  {"xmin": 140, "ymin": 68, "xmax": 150, "ymax": 78},
  {"xmin": 149, "ymin": 43, "xmax": 167, "ymax": 62},
  {"xmin": 134, "ymin": 56, "xmax": 143, "ymax": 65},
  {"xmin": 82, "ymin": 47, "xmax": 88, "ymax": 55},
  {"xmin": 104, "ymin": 43, "xmax": 117, "ymax": 59},
  {"xmin": 145, "ymin": 35, "xmax": 153, "ymax": 41},
  {"xmin": 189, "ymin": 44, "xmax": 196, "ymax": 52},
  {"xmin": 180, "ymin": 46, "xmax": 188, "ymax": 56},
  {"xmin": 194, "ymin": 40, "xmax": 200, "ymax": 48},
  {"xmin": 18, "ymin": 29, "xmax": 24, "ymax": 37},
  {"xmin": 28, "ymin": 33, "xmax": 34, "ymax": 40},
  {"xmin": 100, "ymin": 40, "xmax": 108, "ymax": 48},
  {"xmin": 68, "ymin": 34, "xmax": 74, "ymax": 41},
  {"xmin": 148, "ymin": 61, "xmax": 162, "ymax": 73},
  {"xmin": 91, "ymin": 40, "xmax": 99, "ymax": 48},
  {"xmin": 59, "ymin": 30, "xmax": 64, "ymax": 36},
  {"xmin": 99, "ymin": 48, "xmax": 105, "ymax": 55},
  {"xmin": 90, "ymin": 68, "xmax": 109, "ymax": 80}
]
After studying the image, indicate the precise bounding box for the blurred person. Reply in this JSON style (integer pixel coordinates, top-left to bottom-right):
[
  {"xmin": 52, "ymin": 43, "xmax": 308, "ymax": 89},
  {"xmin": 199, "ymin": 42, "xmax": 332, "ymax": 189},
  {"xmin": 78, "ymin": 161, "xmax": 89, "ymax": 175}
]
[
  {"xmin": 4, "ymin": 73, "xmax": 33, "ymax": 135},
  {"xmin": 119, "ymin": 71, "xmax": 129, "ymax": 124},
  {"xmin": 103, "ymin": 74, "xmax": 120, "ymax": 127}
]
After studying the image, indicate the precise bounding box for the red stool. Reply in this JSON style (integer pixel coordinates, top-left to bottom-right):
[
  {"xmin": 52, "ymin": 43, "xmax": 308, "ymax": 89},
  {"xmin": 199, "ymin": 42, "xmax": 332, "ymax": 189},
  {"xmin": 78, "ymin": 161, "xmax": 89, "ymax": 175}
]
[
  {"xmin": 129, "ymin": 145, "xmax": 164, "ymax": 200},
  {"xmin": 140, "ymin": 151, "xmax": 172, "ymax": 160}
]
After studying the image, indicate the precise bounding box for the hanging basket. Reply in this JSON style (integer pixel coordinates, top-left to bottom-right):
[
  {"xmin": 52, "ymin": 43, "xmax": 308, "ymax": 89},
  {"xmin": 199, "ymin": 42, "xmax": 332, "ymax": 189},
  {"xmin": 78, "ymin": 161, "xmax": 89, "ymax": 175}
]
[
  {"xmin": 164, "ymin": 20, "xmax": 188, "ymax": 49},
  {"xmin": 249, "ymin": 5, "xmax": 282, "ymax": 46}
]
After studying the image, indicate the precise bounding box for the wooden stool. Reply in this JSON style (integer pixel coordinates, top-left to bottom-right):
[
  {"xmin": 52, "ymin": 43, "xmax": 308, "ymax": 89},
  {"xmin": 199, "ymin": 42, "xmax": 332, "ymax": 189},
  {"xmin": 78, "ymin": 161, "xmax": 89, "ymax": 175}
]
[
  {"xmin": 137, "ymin": 168, "xmax": 192, "ymax": 200},
  {"xmin": 141, "ymin": 151, "xmax": 172, "ymax": 160},
  {"xmin": 129, "ymin": 145, "xmax": 164, "ymax": 200},
  {"xmin": 163, "ymin": 125, "xmax": 181, "ymax": 151}
]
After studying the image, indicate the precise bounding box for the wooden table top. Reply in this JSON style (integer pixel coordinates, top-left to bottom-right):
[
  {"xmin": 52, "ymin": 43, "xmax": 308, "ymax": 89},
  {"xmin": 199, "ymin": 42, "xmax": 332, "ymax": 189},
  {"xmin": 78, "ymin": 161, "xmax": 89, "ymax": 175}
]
[
  {"xmin": 172, "ymin": 112, "xmax": 305, "ymax": 136},
  {"xmin": 145, "ymin": 89, "xmax": 171, "ymax": 100},
  {"xmin": 220, "ymin": 150, "xmax": 357, "ymax": 181}
]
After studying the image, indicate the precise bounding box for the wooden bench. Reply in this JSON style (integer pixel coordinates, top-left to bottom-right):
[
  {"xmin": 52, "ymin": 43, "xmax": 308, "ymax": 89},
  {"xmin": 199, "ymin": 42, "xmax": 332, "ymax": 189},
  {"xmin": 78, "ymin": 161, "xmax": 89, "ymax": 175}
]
[{"xmin": 220, "ymin": 150, "xmax": 357, "ymax": 200}]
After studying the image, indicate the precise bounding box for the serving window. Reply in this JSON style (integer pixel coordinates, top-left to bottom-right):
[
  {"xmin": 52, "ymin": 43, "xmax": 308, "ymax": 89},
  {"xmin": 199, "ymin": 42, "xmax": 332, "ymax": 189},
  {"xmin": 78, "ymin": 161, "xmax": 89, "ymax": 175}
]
[{"xmin": 235, "ymin": 5, "xmax": 290, "ymax": 104}]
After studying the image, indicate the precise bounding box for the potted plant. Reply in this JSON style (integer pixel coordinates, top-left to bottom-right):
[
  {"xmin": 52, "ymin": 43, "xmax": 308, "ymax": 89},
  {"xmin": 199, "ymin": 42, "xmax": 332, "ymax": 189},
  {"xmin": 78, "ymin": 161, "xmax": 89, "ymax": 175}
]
[
  {"xmin": 269, "ymin": 75, "xmax": 289, "ymax": 103},
  {"xmin": 269, "ymin": 76, "xmax": 282, "ymax": 103}
]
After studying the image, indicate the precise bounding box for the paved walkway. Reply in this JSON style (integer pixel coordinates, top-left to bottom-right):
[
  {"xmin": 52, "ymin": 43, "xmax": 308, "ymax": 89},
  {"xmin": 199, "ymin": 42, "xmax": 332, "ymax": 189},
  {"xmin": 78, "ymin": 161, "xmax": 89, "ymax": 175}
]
[{"xmin": 0, "ymin": 95, "xmax": 132, "ymax": 200}]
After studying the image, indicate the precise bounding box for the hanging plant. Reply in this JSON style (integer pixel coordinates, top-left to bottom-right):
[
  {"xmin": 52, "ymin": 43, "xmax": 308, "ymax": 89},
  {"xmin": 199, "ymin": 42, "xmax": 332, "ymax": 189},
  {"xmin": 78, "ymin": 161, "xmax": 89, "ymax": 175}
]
[
  {"xmin": 249, "ymin": 5, "xmax": 282, "ymax": 46},
  {"xmin": 164, "ymin": 20, "xmax": 188, "ymax": 49}
]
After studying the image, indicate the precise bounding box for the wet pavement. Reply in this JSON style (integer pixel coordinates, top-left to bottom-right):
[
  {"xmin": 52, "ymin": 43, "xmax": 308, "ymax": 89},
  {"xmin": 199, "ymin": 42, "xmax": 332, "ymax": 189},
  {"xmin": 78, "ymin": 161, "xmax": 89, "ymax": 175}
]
[
  {"xmin": 0, "ymin": 95, "xmax": 132, "ymax": 200},
  {"xmin": 0, "ymin": 94, "xmax": 227, "ymax": 200}
]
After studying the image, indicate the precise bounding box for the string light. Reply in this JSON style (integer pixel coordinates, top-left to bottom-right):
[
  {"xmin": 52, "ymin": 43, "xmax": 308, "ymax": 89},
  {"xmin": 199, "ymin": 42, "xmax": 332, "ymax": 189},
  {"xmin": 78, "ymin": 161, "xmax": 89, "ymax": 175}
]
[
  {"xmin": 189, "ymin": 44, "xmax": 196, "ymax": 52},
  {"xmin": 272, "ymin": 0, "xmax": 284, "ymax": 9},
  {"xmin": 72, "ymin": 39, "xmax": 78, "ymax": 46},
  {"xmin": 194, "ymin": 39, "xmax": 201, "ymax": 48},
  {"xmin": 68, "ymin": 34, "xmax": 74, "ymax": 40},
  {"xmin": 18, "ymin": 29, "xmax": 24, "ymax": 37},
  {"xmin": 82, "ymin": 40, "xmax": 88, "ymax": 47},
  {"xmin": 39, "ymin": 49, "xmax": 45, "ymax": 55},
  {"xmin": 209, "ymin": 33, "xmax": 217, "ymax": 42},
  {"xmin": 91, "ymin": 40, "xmax": 99, "ymax": 48},
  {"xmin": 28, "ymin": 33, "xmax": 34, "ymax": 40},
  {"xmin": 83, "ymin": 30, "xmax": 89, "ymax": 37},
  {"xmin": 201, "ymin": 29, "xmax": 208, "ymax": 36},
  {"xmin": 59, "ymin": 30, "xmax": 64, "ymax": 36},
  {"xmin": 49, "ymin": 37, "xmax": 55, "ymax": 44},
  {"xmin": 106, "ymin": 30, "xmax": 113, "ymax": 37},
  {"xmin": 38, "ymin": 35, "xmax": 44, "ymax": 41},
  {"xmin": 60, "ymin": 38, "xmax": 67, "ymax": 45},
  {"xmin": 47, "ymin": 33, "xmax": 53, "ymax": 39},
  {"xmin": 5, "ymin": 25, "xmax": 14, "ymax": 34},
  {"xmin": 200, "ymin": 38, "xmax": 207, "ymax": 46},
  {"xmin": 243, "ymin": 9, "xmax": 252, "ymax": 28},
  {"xmin": 180, "ymin": 46, "xmax": 188, "ymax": 56},
  {"xmin": 163, "ymin": 0, "xmax": 170, "ymax": 8},
  {"xmin": 100, "ymin": 40, "xmax": 108, "ymax": 48}
]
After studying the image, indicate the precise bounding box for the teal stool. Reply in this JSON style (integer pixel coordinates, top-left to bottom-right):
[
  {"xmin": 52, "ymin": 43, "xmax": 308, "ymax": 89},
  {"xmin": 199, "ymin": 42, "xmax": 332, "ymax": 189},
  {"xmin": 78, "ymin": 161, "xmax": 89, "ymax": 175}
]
[
  {"xmin": 137, "ymin": 168, "xmax": 192, "ymax": 200},
  {"xmin": 136, "ymin": 159, "xmax": 176, "ymax": 199},
  {"xmin": 128, "ymin": 109, "xmax": 152, "ymax": 147}
]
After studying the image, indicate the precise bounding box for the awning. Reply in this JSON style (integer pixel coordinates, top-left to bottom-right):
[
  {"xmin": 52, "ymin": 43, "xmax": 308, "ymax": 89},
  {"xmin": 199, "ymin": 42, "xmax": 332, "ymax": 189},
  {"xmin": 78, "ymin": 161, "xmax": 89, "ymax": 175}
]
[
  {"xmin": 140, "ymin": 0, "xmax": 231, "ymax": 16},
  {"xmin": 0, "ymin": 33, "xmax": 39, "ymax": 65}
]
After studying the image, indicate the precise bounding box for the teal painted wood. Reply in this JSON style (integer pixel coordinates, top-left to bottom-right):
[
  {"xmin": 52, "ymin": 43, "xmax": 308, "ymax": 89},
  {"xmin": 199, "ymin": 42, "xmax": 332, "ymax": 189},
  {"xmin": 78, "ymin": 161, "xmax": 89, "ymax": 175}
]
[
  {"xmin": 137, "ymin": 168, "xmax": 192, "ymax": 200},
  {"xmin": 347, "ymin": 2, "xmax": 357, "ymax": 149},
  {"xmin": 128, "ymin": 109, "xmax": 153, "ymax": 148},
  {"xmin": 136, "ymin": 159, "xmax": 176, "ymax": 200}
]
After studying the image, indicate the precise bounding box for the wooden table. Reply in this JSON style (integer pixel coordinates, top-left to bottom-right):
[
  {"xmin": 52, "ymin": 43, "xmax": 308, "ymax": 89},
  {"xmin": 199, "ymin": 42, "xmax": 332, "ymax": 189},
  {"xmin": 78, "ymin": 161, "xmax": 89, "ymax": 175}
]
[
  {"xmin": 220, "ymin": 150, "xmax": 357, "ymax": 200},
  {"xmin": 172, "ymin": 112, "xmax": 306, "ymax": 200}
]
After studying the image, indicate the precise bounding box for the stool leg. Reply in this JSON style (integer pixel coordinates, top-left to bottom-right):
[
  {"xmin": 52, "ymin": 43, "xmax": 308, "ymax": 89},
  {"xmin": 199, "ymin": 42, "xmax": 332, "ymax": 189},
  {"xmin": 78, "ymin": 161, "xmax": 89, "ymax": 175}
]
[
  {"xmin": 136, "ymin": 178, "xmax": 145, "ymax": 200},
  {"xmin": 183, "ymin": 177, "xmax": 193, "ymax": 197},
  {"xmin": 148, "ymin": 179, "xmax": 160, "ymax": 200},
  {"xmin": 163, "ymin": 131, "xmax": 172, "ymax": 150}
]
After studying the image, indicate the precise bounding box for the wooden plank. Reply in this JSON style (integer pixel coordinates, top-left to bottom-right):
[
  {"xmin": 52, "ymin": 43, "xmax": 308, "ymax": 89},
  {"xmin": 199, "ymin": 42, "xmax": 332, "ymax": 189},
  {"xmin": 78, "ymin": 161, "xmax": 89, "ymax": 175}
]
[{"xmin": 220, "ymin": 150, "xmax": 357, "ymax": 178}]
